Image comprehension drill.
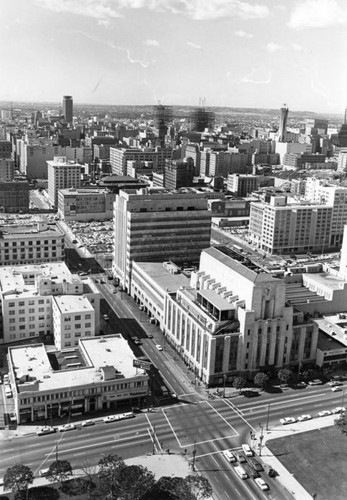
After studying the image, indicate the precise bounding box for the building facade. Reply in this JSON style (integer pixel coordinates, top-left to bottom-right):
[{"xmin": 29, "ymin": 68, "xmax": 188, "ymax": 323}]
[
  {"xmin": 57, "ymin": 188, "xmax": 115, "ymax": 221},
  {"xmin": 47, "ymin": 156, "xmax": 82, "ymax": 208}
]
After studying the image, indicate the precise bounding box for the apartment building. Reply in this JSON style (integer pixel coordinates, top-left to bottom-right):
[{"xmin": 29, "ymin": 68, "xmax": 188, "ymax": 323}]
[
  {"xmin": 0, "ymin": 216, "xmax": 64, "ymax": 266},
  {"xmin": 227, "ymin": 174, "xmax": 259, "ymax": 197},
  {"xmin": 47, "ymin": 156, "xmax": 82, "ymax": 208},
  {"xmin": 249, "ymin": 195, "xmax": 332, "ymax": 254},
  {"xmin": 112, "ymin": 189, "xmax": 212, "ymax": 291},
  {"xmin": 110, "ymin": 148, "xmax": 159, "ymax": 176},
  {"xmin": 8, "ymin": 335, "xmax": 148, "ymax": 423},
  {"xmin": 162, "ymin": 246, "xmax": 317, "ymax": 384},
  {"xmin": 0, "ymin": 262, "xmax": 101, "ymax": 344},
  {"xmin": 57, "ymin": 188, "xmax": 115, "ymax": 221}
]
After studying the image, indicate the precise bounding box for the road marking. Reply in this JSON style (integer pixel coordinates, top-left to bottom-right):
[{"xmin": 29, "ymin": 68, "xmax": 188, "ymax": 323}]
[
  {"xmin": 205, "ymin": 401, "xmax": 239, "ymax": 434},
  {"xmin": 223, "ymin": 399, "xmax": 257, "ymax": 433}
]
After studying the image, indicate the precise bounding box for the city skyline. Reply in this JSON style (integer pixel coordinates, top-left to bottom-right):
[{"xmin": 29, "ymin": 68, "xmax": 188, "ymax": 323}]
[{"xmin": 1, "ymin": 0, "xmax": 347, "ymax": 114}]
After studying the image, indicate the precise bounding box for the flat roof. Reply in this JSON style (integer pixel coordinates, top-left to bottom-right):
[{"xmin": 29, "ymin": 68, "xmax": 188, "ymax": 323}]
[
  {"xmin": 198, "ymin": 289, "xmax": 235, "ymax": 310},
  {"xmin": 54, "ymin": 295, "xmax": 94, "ymax": 313},
  {"xmin": 314, "ymin": 316, "xmax": 347, "ymax": 348},
  {"xmin": 10, "ymin": 335, "xmax": 144, "ymax": 393},
  {"xmin": 133, "ymin": 262, "xmax": 190, "ymax": 292}
]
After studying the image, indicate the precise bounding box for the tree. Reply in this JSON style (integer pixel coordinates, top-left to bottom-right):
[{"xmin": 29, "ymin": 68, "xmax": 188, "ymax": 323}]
[
  {"xmin": 185, "ymin": 475, "xmax": 213, "ymax": 500},
  {"xmin": 117, "ymin": 464, "xmax": 155, "ymax": 500},
  {"xmin": 335, "ymin": 412, "xmax": 347, "ymax": 436},
  {"xmin": 233, "ymin": 376, "xmax": 246, "ymax": 393},
  {"xmin": 3, "ymin": 464, "xmax": 34, "ymax": 497},
  {"xmin": 278, "ymin": 368, "xmax": 292, "ymax": 385},
  {"xmin": 97, "ymin": 454, "xmax": 125, "ymax": 498},
  {"xmin": 46, "ymin": 460, "xmax": 72, "ymax": 487},
  {"xmin": 253, "ymin": 372, "xmax": 269, "ymax": 389}
]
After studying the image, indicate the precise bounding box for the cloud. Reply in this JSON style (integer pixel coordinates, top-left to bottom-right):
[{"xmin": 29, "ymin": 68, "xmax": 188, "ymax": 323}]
[
  {"xmin": 144, "ymin": 39, "xmax": 160, "ymax": 46},
  {"xmin": 266, "ymin": 42, "xmax": 284, "ymax": 53},
  {"xmin": 35, "ymin": 0, "xmax": 270, "ymax": 22},
  {"xmin": 228, "ymin": 69, "xmax": 272, "ymax": 85},
  {"xmin": 288, "ymin": 0, "xmax": 347, "ymax": 29},
  {"xmin": 187, "ymin": 41, "xmax": 201, "ymax": 49},
  {"xmin": 291, "ymin": 43, "xmax": 303, "ymax": 51},
  {"xmin": 234, "ymin": 30, "xmax": 254, "ymax": 38}
]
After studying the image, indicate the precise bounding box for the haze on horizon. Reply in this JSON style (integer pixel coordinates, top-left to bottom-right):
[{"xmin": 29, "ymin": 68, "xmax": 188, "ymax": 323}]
[{"xmin": 1, "ymin": 0, "xmax": 347, "ymax": 115}]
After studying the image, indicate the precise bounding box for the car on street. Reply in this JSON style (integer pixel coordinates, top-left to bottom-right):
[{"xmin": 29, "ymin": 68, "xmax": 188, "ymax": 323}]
[
  {"xmin": 132, "ymin": 337, "xmax": 142, "ymax": 345},
  {"xmin": 331, "ymin": 386, "xmax": 342, "ymax": 392},
  {"xmin": 328, "ymin": 381, "xmax": 343, "ymax": 386},
  {"xmin": 147, "ymin": 334, "xmax": 153, "ymax": 339},
  {"xmin": 9, "ymin": 411, "xmax": 17, "ymax": 422},
  {"xmin": 155, "ymin": 344, "xmax": 163, "ymax": 351},
  {"xmin": 235, "ymin": 451, "xmax": 247, "ymax": 463},
  {"xmin": 81, "ymin": 419, "xmax": 95, "ymax": 427},
  {"xmin": 280, "ymin": 417, "xmax": 296, "ymax": 425},
  {"xmin": 223, "ymin": 449, "xmax": 237, "ymax": 462},
  {"xmin": 36, "ymin": 426, "xmax": 56, "ymax": 436},
  {"xmin": 318, "ymin": 410, "xmax": 332, "ymax": 417},
  {"xmin": 59, "ymin": 423, "xmax": 76, "ymax": 432},
  {"xmin": 255, "ymin": 478, "xmax": 269, "ymax": 491},
  {"xmin": 103, "ymin": 314, "xmax": 109, "ymax": 321},
  {"xmin": 104, "ymin": 415, "xmax": 119, "ymax": 423},
  {"xmin": 332, "ymin": 407, "xmax": 346, "ymax": 414},
  {"xmin": 100, "ymin": 280, "xmax": 106, "ymax": 284},
  {"xmin": 241, "ymin": 444, "xmax": 253, "ymax": 457},
  {"xmin": 297, "ymin": 414, "xmax": 312, "ymax": 422},
  {"xmin": 308, "ymin": 379, "xmax": 323, "ymax": 386}
]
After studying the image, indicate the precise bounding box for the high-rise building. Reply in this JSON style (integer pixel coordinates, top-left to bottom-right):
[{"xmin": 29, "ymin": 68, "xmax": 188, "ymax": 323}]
[
  {"xmin": 227, "ymin": 174, "xmax": 259, "ymax": 197},
  {"xmin": 62, "ymin": 95, "xmax": 73, "ymax": 123},
  {"xmin": 47, "ymin": 156, "xmax": 81, "ymax": 208},
  {"xmin": 112, "ymin": 189, "xmax": 212, "ymax": 291},
  {"xmin": 279, "ymin": 104, "xmax": 289, "ymax": 142},
  {"xmin": 164, "ymin": 158, "xmax": 194, "ymax": 189}
]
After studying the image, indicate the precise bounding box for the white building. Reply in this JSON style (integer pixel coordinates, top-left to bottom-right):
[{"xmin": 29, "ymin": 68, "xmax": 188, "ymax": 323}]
[
  {"xmin": 8, "ymin": 335, "xmax": 148, "ymax": 423},
  {"xmin": 57, "ymin": 187, "xmax": 115, "ymax": 221},
  {"xmin": 47, "ymin": 156, "xmax": 82, "ymax": 208},
  {"xmin": 0, "ymin": 262, "xmax": 101, "ymax": 345}
]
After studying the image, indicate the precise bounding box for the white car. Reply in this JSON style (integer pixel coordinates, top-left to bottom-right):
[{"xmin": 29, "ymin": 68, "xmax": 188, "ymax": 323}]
[
  {"xmin": 318, "ymin": 410, "xmax": 332, "ymax": 417},
  {"xmin": 104, "ymin": 415, "xmax": 119, "ymax": 423},
  {"xmin": 308, "ymin": 379, "xmax": 323, "ymax": 386},
  {"xmin": 241, "ymin": 444, "xmax": 253, "ymax": 457},
  {"xmin": 297, "ymin": 414, "xmax": 312, "ymax": 422},
  {"xmin": 59, "ymin": 423, "xmax": 76, "ymax": 432},
  {"xmin": 9, "ymin": 411, "xmax": 17, "ymax": 422},
  {"xmin": 331, "ymin": 386, "xmax": 342, "ymax": 392},
  {"xmin": 333, "ymin": 406, "xmax": 346, "ymax": 414},
  {"xmin": 280, "ymin": 417, "xmax": 296, "ymax": 425},
  {"xmin": 328, "ymin": 381, "xmax": 343, "ymax": 387},
  {"xmin": 223, "ymin": 449, "xmax": 237, "ymax": 462},
  {"xmin": 255, "ymin": 478, "xmax": 269, "ymax": 491},
  {"xmin": 155, "ymin": 344, "xmax": 163, "ymax": 351},
  {"xmin": 36, "ymin": 426, "xmax": 56, "ymax": 436},
  {"xmin": 81, "ymin": 419, "xmax": 95, "ymax": 427}
]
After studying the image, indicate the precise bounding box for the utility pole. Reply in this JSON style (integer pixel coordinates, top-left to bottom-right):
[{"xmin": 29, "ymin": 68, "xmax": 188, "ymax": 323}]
[
  {"xmin": 192, "ymin": 440, "xmax": 197, "ymax": 471},
  {"xmin": 258, "ymin": 423, "xmax": 264, "ymax": 457},
  {"xmin": 55, "ymin": 443, "xmax": 59, "ymax": 461},
  {"xmin": 266, "ymin": 403, "xmax": 271, "ymax": 431},
  {"xmin": 223, "ymin": 373, "xmax": 227, "ymax": 398}
]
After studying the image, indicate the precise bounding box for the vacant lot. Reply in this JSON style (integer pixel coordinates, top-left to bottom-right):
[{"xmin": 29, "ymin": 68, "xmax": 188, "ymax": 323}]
[{"xmin": 267, "ymin": 426, "xmax": 347, "ymax": 500}]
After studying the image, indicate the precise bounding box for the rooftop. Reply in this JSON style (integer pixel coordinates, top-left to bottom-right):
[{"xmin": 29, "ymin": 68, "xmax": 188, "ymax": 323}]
[
  {"xmin": 133, "ymin": 261, "xmax": 190, "ymax": 293},
  {"xmin": 54, "ymin": 295, "xmax": 94, "ymax": 313}
]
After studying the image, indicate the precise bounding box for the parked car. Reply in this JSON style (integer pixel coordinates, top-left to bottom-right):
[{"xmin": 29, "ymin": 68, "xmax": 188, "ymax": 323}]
[
  {"xmin": 318, "ymin": 410, "xmax": 332, "ymax": 417},
  {"xmin": 36, "ymin": 426, "xmax": 56, "ymax": 436},
  {"xmin": 297, "ymin": 414, "xmax": 312, "ymax": 421},
  {"xmin": 255, "ymin": 478, "xmax": 269, "ymax": 491},
  {"xmin": 280, "ymin": 417, "xmax": 296, "ymax": 425},
  {"xmin": 59, "ymin": 423, "xmax": 76, "ymax": 432},
  {"xmin": 39, "ymin": 468, "xmax": 50, "ymax": 477},
  {"xmin": 104, "ymin": 415, "xmax": 119, "ymax": 423},
  {"xmin": 308, "ymin": 379, "xmax": 323, "ymax": 386},
  {"xmin": 332, "ymin": 406, "xmax": 346, "ymax": 414},
  {"xmin": 81, "ymin": 419, "xmax": 95, "ymax": 427},
  {"xmin": 155, "ymin": 344, "xmax": 163, "ymax": 351},
  {"xmin": 247, "ymin": 457, "xmax": 263, "ymax": 472},
  {"xmin": 328, "ymin": 381, "xmax": 343, "ymax": 386}
]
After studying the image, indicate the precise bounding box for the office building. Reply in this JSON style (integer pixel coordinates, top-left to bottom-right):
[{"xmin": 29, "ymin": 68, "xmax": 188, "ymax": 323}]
[
  {"xmin": 0, "ymin": 262, "xmax": 101, "ymax": 345},
  {"xmin": 279, "ymin": 105, "xmax": 289, "ymax": 142},
  {"xmin": 0, "ymin": 158, "xmax": 15, "ymax": 180},
  {"xmin": 62, "ymin": 95, "xmax": 73, "ymax": 123},
  {"xmin": 112, "ymin": 189, "xmax": 212, "ymax": 291},
  {"xmin": 249, "ymin": 195, "xmax": 332, "ymax": 254},
  {"xmin": 164, "ymin": 158, "xmax": 194, "ymax": 189},
  {"xmin": 0, "ymin": 216, "xmax": 64, "ymax": 266},
  {"xmin": 227, "ymin": 174, "xmax": 259, "ymax": 197},
  {"xmin": 7, "ymin": 335, "xmax": 148, "ymax": 423},
  {"xmin": 0, "ymin": 180, "xmax": 29, "ymax": 213},
  {"xmin": 58, "ymin": 188, "xmax": 115, "ymax": 221},
  {"xmin": 47, "ymin": 156, "xmax": 82, "ymax": 208},
  {"xmin": 0, "ymin": 140, "xmax": 12, "ymax": 158},
  {"xmin": 163, "ymin": 246, "xmax": 317, "ymax": 384}
]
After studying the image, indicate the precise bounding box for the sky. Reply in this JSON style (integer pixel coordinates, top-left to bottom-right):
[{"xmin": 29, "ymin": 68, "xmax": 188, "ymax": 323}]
[{"xmin": 1, "ymin": 0, "xmax": 347, "ymax": 114}]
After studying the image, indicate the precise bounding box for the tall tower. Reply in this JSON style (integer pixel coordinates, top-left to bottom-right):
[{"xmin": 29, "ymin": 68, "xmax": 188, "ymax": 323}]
[
  {"xmin": 279, "ymin": 104, "xmax": 289, "ymax": 142},
  {"xmin": 62, "ymin": 95, "xmax": 73, "ymax": 123},
  {"xmin": 154, "ymin": 104, "xmax": 173, "ymax": 148}
]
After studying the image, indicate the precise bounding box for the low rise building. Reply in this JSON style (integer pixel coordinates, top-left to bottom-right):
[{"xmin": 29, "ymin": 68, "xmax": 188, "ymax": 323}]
[
  {"xmin": 57, "ymin": 187, "xmax": 115, "ymax": 221},
  {"xmin": 8, "ymin": 335, "xmax": 148, "ymax": 423}
]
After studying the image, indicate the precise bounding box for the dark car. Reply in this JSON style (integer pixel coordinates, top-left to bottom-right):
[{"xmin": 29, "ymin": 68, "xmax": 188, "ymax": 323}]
[{"xmin": 245, "ymin": 465, "xmax": 260, "ymax": 478}]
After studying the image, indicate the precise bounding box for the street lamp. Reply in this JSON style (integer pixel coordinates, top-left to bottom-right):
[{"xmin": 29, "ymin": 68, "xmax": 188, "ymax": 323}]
[
  {"xmin": 266, "ymin": 403, "xmax": 271, "ymax": 431},
  {"xmin": 223, "ymin": 373, "xmax": 227, "ymax": 398},
  {"xmin": 258, "ymin": 423, "xmax": 264, "ymax": 456},
  {"xmin": 192, "ymin": 440, "xmax": 197, "ymax": 471}
]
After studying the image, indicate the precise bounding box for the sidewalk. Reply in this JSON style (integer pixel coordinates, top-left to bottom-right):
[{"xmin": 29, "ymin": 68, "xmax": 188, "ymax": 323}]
[{"xmin": 254, "ymin": 415, "xmax": 337, "ymax": 500}]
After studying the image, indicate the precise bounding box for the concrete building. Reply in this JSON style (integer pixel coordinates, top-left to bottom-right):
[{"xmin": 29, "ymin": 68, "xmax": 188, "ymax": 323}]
[
  {"xmin": 275, "ymin": 142, "xmax": 312, "ymax": 164},
  {"xmin": 0, "ymin": 158, "xmax": 15, "ymax": 180},
  {"xmin": 57, "ymin": 187, "xmax": 115, "ymax": 221},
  {"xmin": 47, "ymin": 156, "xmax": 82, "ymax": 208},
  {"xmin": 0, "ymin": 216, "xmax": 64, "ymax": 266},
  {"xmin": 162, "ymin": 246, "xmax": 317, "ymax": 384},
  {"xmin": 17, "ymin": 139, "xmax": 65, "ymax": 179},
  {"xmin": 0, "ymin": 140, "xmax": 12, "ymax": 158},
  {"xmin": 249, "ymin": 195, "xmax": 332, "ymax": 255},
  {"xmin": 337, "ymin": 149, "xmax": 347, "ymax": 173},
  {"xmin": 112, "ymin": 189, "xmax": 212, "ymax": 292},
  {"xmin": 62, "ymin": 95, "xmax": 73, "ymax": 123},
  {"xmin": 0, "ymin": 262, "xmax": 101, "ymax": 344},
  {"xmin": 0, "ymin": 180, "xmax": 29, "ymax": 213},
  {"xmin": 7, "ymin": 335, "xmax": 148, "ymax": 423},
  {"xmin": 227, "ymin": 174, "xmax": 259, "ymax": 197},
  {"xmin": 110, "ymin": 148, "xmax": 160, "ymax": 176},
  {"xmin": 65, "ymin": 146, "xmax": 93, "ymax": 165},
  {"xmin": 164, "ymin": 158, "xmax": 194, "ymax": 189}
]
